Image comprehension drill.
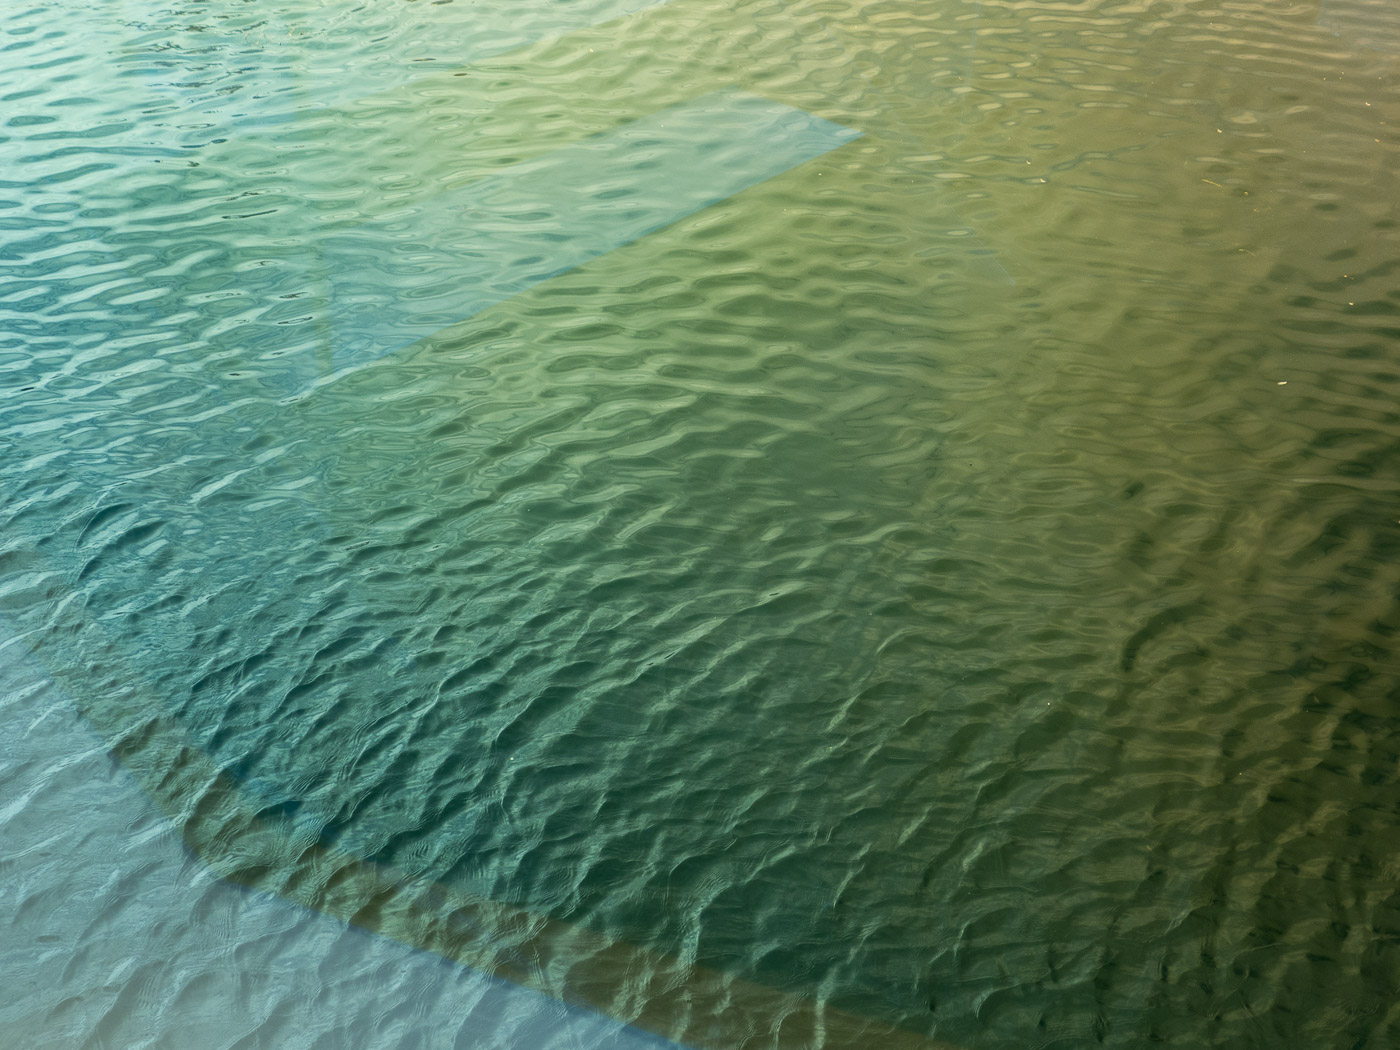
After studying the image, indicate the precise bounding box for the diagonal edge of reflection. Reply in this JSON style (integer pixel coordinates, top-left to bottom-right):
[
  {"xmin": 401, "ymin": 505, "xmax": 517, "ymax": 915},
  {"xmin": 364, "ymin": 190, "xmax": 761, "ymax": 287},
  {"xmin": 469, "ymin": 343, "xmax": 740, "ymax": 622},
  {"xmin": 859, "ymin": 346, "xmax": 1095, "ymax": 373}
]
[{"xmin": 301, "ymin": 88, "xmax": 862, "ymax": 392}]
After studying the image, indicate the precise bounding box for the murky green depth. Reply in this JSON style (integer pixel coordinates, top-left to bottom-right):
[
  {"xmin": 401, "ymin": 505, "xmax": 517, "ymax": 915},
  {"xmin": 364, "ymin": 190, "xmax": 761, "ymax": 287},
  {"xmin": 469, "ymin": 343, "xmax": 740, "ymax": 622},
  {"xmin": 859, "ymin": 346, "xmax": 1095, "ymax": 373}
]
[{"xmin": 3, "ymin": 0, "xmax": 1399, "ymax": 1047}]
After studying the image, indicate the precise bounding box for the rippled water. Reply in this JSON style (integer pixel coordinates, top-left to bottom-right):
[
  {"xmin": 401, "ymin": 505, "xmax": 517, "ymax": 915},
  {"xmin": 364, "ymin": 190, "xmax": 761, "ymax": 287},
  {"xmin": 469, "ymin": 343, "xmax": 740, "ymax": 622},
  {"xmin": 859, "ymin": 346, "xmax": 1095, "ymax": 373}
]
[{"xmin": 3, "ymin": 0, "xmax": 1399, "ymax": 1047}]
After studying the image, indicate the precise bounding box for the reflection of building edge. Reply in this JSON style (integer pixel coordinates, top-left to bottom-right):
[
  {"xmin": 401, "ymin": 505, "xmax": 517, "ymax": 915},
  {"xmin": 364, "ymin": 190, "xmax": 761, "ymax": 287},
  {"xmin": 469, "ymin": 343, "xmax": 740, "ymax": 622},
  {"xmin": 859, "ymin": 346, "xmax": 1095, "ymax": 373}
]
[
  {"xmin": 21, "ymin": 6, "xmax": 964, "ymax": 1045},
  {"xmin": 2, "ymin": 113, "xmax": 954, "ymax": 1050},
  {"xmin": 0, "ymin": 85, "xmax": 940, "ymax": 1050},
  {"xmin": 21, "ymin": 566, "xmax": 952, "ymax": 1050}
]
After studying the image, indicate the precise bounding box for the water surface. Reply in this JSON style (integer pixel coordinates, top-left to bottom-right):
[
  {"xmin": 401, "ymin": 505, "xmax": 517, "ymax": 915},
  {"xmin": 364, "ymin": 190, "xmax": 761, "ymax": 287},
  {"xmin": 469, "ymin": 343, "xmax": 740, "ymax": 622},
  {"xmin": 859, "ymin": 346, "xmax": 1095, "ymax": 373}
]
[{"xmin": 3, "ymin": 0, "xmax": 1399, "ymax": 1047}]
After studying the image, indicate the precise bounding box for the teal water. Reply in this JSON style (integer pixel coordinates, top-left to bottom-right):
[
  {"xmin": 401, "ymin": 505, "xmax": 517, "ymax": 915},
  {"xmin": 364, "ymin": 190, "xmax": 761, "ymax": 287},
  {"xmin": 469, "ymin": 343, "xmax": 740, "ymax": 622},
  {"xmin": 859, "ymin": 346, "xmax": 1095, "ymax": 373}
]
[{"xmin": 3, "ymin": 1, "xmax": 1400, "ymax": 1048}]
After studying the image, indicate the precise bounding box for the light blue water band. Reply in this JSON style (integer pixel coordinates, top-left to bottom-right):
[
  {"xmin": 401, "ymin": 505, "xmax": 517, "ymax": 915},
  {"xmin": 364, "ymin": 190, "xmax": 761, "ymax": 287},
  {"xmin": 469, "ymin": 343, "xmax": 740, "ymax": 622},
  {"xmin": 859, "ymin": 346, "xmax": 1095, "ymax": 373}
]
[
  {"xmin": 317, "ymin": 88, "xmax": 860, "ymax": 377},
  {"xmin": 0, "ymin": 614, "xmax": 690, "ymax": 1050}
]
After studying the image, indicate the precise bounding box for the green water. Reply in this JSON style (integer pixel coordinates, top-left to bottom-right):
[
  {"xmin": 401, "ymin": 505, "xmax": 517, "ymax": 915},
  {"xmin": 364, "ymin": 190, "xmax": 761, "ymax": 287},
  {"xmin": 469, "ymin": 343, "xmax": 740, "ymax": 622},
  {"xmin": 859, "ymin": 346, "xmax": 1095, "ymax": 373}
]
[{"xmin": 2, "ymin": 0, "xmax": 1399, "ymax": 1047}]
